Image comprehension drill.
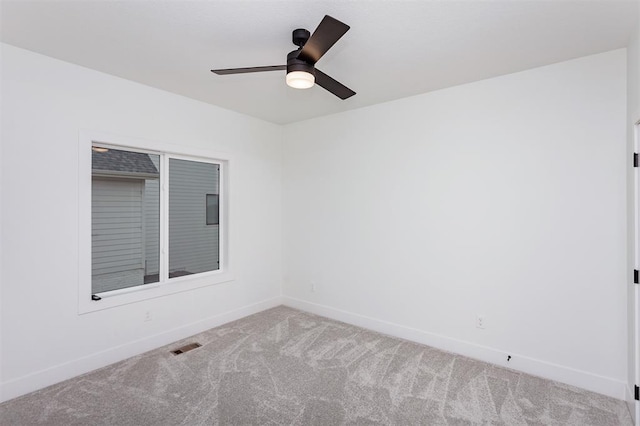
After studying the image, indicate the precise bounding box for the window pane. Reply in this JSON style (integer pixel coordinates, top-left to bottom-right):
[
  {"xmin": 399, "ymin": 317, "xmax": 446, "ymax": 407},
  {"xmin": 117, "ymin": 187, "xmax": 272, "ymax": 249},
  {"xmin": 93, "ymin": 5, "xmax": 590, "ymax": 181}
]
[
  {"xmin": 91, "ymin": 147, "xmax": 160, "ymax": 294},
  {"xmin": 169, "ymin": 159, "xmax": 220, "ymax": 277}
]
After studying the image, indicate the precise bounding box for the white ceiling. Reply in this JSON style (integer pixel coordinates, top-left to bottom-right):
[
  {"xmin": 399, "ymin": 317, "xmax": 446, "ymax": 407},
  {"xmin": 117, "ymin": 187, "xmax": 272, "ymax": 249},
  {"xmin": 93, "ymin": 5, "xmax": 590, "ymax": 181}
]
[{"xmin": 1, "ymin": 0, "xmax": 637, "ymax": 124}]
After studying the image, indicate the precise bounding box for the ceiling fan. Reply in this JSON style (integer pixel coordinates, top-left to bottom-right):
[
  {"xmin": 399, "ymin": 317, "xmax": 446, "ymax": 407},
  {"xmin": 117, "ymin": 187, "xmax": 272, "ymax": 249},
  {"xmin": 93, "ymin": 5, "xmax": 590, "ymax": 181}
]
[{"xmin": 211, "ymin": 15, "xmax": 356, "ymax": 100}]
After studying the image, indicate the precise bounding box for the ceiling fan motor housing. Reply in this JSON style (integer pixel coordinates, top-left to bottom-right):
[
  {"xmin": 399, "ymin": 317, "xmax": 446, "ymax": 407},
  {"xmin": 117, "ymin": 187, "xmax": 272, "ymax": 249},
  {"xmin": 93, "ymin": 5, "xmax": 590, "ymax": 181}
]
[
  {"xmin": 292, "ymin": 28, "xmax": 310, "ymax": 47},
  {"xmin": 287, "ymin": 49, "xmax": 315, "ymax": 76}
]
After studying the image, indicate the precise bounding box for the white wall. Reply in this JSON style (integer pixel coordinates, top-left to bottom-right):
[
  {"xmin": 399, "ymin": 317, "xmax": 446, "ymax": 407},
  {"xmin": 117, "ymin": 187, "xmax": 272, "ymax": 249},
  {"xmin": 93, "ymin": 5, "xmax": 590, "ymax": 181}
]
[
  {"xmin": 0, "ymin": 44, "xmax": 283, "ymax": 402},
  {"xmin": 627, "ymin": 2, "xmax": 640, "ymax": 421},
  {"xmin": 282, "ymin": 49, "xmax": 628, "ymax": 398}
]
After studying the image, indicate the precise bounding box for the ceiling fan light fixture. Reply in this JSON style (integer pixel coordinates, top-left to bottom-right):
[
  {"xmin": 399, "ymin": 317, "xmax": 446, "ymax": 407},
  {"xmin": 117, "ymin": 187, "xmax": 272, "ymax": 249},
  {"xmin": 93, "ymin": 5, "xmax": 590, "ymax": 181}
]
[{"xmin": 286, "ymin": 71, "xmax": 315, "ymax": 89}]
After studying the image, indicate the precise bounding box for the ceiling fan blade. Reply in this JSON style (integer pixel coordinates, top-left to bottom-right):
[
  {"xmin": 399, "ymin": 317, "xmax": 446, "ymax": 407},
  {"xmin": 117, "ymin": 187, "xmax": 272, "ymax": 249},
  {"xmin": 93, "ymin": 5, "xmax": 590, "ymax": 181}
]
[
  {"xmin": 314, "ymin": 69, "xmax": 355, "ymax": 100},
  {"xmin": 297, "ymin": 15, "xmax": 350, "ymax": 64},
  {"xmin": 211, "ymin": 65, "xmax": 286, "ymax": 75}
]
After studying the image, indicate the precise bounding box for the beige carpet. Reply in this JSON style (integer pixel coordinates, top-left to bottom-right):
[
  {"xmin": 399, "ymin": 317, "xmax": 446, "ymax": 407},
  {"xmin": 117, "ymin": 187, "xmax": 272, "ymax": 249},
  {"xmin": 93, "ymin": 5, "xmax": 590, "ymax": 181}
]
[{"xmin": 0, "ymin": 306, "xmax": 633, "ymax": 425}]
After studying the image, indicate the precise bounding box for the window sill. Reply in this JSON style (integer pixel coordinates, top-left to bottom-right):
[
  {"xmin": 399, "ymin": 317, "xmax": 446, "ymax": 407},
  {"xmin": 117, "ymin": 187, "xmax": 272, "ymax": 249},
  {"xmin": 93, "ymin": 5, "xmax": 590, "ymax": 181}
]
[{"xmin": 78, "ymin": 271, "xmax": 234, "ymax": 314}]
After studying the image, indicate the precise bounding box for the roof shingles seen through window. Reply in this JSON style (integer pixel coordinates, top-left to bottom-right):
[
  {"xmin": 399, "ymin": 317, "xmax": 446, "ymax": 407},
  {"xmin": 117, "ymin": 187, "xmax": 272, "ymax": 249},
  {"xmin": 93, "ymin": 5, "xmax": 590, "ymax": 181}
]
[{"xmin": 92, "ymin": 148, "xmax": 158, "ymax": 176}]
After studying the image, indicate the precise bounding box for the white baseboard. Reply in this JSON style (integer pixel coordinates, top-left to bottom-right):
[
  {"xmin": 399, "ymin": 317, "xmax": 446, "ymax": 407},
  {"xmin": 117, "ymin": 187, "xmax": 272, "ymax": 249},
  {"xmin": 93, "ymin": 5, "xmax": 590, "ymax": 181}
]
[
  {"xmin": 0, "ymin": 296, "xmax": 283, "ymax": 403},
  {"xmin": 283, "ymin": 296, "xmax": 627, "ymax": 400}
]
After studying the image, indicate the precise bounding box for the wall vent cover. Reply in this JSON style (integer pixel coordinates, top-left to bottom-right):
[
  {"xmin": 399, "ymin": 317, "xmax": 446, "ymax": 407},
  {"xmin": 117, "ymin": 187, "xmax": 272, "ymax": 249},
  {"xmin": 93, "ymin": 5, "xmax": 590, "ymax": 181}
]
[{"xmin": 170, "ymin": 342, "xmax": 202, "ymax": 355}]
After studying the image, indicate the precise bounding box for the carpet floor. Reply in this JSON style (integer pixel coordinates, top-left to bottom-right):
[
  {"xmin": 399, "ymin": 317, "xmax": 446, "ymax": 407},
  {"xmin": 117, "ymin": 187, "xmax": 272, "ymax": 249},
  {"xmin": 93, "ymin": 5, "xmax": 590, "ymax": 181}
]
[{"xmin": 0, "ymin": 306, "xmax": 633, "ymax": 425}]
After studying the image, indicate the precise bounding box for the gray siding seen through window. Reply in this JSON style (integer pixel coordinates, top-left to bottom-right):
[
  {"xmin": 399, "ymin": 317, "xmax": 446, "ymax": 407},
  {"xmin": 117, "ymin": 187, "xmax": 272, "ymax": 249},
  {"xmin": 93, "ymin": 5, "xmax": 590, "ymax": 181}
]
[
  {"xmin": 91, "ymin": 178, "xmax": 145, "ymax": 293},
  {"xmin": 169, "ymin": 159, "xmax": 220, "ymax": 276}
]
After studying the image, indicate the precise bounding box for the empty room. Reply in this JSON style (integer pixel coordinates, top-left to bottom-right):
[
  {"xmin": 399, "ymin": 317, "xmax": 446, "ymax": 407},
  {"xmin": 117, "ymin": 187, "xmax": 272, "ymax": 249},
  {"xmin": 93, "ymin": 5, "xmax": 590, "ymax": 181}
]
[{"xmin": 1, "ymin": 0, "xmax": 640, "ymax": 424}]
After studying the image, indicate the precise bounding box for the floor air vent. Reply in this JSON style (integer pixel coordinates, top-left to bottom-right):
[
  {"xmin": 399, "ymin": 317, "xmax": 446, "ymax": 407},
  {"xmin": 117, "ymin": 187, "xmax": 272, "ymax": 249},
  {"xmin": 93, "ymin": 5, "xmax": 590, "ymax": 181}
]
[{"xmin": 170, "ymin": 342, "xmax": 202, "ymax": 355}]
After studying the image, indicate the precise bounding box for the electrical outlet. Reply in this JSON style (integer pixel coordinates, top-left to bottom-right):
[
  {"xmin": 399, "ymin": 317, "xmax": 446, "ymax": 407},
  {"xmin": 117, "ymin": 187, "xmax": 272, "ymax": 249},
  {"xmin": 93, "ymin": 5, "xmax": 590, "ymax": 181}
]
[
  {"xmin": 476, "ymin": 314, "xmax": 485, "ymax": 329},
  {"xmin": 144, "ymin": 311, "xmax": 152, "ymax": 322}
]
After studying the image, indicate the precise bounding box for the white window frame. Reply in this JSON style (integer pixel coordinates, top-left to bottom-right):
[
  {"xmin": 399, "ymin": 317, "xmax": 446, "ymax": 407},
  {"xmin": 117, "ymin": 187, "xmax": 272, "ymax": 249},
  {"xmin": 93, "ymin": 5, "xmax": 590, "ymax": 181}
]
[{"xmin": 78, "ymin": 130, "xmax": 233, "ymax": 314}]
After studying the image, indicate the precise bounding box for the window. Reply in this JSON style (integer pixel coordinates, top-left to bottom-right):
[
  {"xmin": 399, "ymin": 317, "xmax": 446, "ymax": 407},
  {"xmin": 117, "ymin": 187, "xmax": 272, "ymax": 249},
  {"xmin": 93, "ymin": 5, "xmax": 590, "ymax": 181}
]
[
  {"xmin": 91, "ymin": 147, "xmax": 161, "ymax": 294},
  {"xmin": 79, "ymin": 132, "xmax": 231, "ymax": 313},
  {"xmin": 168, "ymin": 159, "xmax": 220, "ymax": 276}
]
